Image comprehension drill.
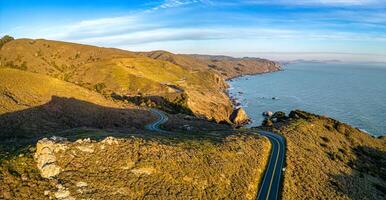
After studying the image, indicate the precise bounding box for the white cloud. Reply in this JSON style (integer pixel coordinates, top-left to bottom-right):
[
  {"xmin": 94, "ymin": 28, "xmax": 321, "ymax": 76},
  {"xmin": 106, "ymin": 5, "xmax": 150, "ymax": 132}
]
[{"xmin": 152, "ymin": 0, "xmax": 202, "ymax": 10}]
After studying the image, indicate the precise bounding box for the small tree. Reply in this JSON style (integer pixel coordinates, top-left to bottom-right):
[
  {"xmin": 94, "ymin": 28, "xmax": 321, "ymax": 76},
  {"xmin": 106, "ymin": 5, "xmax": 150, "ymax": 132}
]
[{"xmin": 0, "ymin": 35, "xmax": 15, "ymax": 48}]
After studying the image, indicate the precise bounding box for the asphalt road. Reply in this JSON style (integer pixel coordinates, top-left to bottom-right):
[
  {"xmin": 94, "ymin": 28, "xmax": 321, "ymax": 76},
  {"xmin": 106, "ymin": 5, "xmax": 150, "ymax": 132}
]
[
  {"xmin": 145, "ymin": 109, "xmax": 285, "ymax": 200},
  {"xmin": 145, "ymin": 108, "xmax": 171, "ymax": 133},
  {"xmin": 256, "ymin": 131, "xmax": 286, "ymax": 200}
]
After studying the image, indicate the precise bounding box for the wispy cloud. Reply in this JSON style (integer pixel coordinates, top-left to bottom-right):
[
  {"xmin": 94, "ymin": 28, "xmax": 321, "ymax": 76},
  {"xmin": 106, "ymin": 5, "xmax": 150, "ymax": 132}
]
[
  {"xmin": 152, "ymin": 0, "xmax": 203, "ymax": 10},
  {"xmin": 241, "ymin": 0, "xmax": 385, "ymax": 6},
  {"xmin": 4, "ymin": 0, "xmax": 386, "ymax": 61}
]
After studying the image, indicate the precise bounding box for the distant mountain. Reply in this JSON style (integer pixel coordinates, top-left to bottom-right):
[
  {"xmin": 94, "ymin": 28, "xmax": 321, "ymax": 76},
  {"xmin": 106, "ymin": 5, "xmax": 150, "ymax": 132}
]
[
  {"xmin": 139, "ymin": 51, "xmax": 281, "ymax": 79},
  {"xmin": 279, "ymin": 59, "xmax": 342, "ymax": 65}
]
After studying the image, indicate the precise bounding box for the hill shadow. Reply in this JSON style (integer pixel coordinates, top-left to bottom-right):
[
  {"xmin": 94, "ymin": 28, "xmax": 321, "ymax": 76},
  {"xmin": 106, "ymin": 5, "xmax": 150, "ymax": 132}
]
[
  {"xmin": 0, "ymin": 96, "xmax": 234, "ymax": 158},
  {"xmin": 329, "ymin": 146, "xmax": 386, "ymax": 199},
  {"xmin": 111, "ymin": 92, "xmax": 193, "ymax": 115}
]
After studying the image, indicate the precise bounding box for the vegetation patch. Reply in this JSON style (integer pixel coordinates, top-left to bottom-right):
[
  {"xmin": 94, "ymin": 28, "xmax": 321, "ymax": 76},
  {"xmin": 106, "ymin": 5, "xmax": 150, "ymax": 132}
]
[
  {"xmin": 1, "ymin": 133, "xmax": 271, "ymax": 200},
  {"xmin": 267, "ymin": 110, "xmax": 386, "ymax": 200}
]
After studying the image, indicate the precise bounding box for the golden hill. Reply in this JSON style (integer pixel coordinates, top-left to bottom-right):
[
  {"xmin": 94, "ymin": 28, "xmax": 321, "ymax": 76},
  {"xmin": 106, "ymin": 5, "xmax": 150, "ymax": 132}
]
[
  {"xmin": 0, "ymin": 38, "xmax": 238, "ymax": 123},
  {"xmin": 0, "ymin": 68, "xmax": 155, "ymax": 140}
]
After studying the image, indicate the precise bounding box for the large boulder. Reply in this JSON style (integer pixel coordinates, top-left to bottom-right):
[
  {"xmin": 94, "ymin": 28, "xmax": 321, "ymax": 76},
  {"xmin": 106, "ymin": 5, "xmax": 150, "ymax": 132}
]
[
  {"xmin": 34, "ymin": 137, "xmax": 67, "ymax": 178},
  {"xmin": 262, "ymin": 111, "xmax": 273, "ymax": 117},
  {"xmin": 230, "ymin": 108, "xmax": 250, "ymax": 125}
]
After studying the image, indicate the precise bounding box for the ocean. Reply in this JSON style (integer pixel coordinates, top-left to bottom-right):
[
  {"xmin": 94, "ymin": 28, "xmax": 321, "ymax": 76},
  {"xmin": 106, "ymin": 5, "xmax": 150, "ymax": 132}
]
[{"xmin": 228, "ymin": 62, "xmax": 386, "ymax": 136}]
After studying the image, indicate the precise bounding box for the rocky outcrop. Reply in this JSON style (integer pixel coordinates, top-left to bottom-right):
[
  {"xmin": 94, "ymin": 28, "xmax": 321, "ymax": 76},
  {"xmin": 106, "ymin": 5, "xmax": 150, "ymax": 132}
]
[
  {"xmin": 34, "ymin": 137, "xmax": 67, "ymax": 178},
  {"xmin": 260, "ymin": 111, "xmax": 288, "ymax": 126},
  {"xmin": 230, "ymin": 108, "xmax": 250, "ymax": 125},
  {"xmin": 271, "ymin": 111, "xmax": 288, "ymax": 122}
]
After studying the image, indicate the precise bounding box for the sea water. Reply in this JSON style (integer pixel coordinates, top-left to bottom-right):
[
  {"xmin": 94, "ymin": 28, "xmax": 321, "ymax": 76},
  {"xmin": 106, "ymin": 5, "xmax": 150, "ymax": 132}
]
[{"xmin": 228, "ymin": 62, "xmax": 386, "ymax": 136}]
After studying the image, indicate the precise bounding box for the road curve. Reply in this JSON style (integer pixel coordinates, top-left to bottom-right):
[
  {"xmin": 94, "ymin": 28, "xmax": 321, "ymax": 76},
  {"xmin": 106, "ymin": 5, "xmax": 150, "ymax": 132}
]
[
  {"xmin": 145, "ymin": 109, "xmax": 171, "ymax": 133},
  {"xmin": 145, "ymin": 109, "xmax": 285, "ymax": 200},
  {"xmin": 256, "ymin": 130, "xmax": 286, "ymax": 200}
]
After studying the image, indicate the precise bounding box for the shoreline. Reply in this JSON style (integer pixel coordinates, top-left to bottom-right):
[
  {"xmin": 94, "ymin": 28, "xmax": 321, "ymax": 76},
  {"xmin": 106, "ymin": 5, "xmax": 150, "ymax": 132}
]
[
  {"xmin": 225, "ymin": 67, "xmax": 283, "ymax": 127},
  {"xmin": 224, "ymin": 63, "xmax": 385, "ymax": 136}
]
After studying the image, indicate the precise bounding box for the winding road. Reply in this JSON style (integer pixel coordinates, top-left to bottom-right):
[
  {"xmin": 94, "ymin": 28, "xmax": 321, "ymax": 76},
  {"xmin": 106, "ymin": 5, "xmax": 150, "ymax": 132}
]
[
  {"xmin": 145, "ymin": 109, "xmax": 286, "ymax": 200},
  {"xmin": 145, "ymin": 109, "xmax": 171, "ymax": 133},
  {"xmin": 256, "ymin": 131, "xmax": 286, "ymax": 200}
]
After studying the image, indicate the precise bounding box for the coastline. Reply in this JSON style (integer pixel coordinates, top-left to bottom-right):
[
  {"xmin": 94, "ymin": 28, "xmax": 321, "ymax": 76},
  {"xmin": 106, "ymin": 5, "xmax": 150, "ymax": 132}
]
[
  {"xmin": 225, "ymin": 62, "xmax": 386, "ymax": 136},
  {"xmin": 225, "ymin": 65, "xmax": 284, "ymax": 81},
  {"xmin": 225, "ymin": 66, "xmax": 283, "ymax": 126}
]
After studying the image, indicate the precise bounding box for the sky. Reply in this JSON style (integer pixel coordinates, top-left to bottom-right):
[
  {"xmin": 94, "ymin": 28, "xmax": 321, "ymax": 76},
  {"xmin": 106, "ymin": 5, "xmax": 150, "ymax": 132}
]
[{"xmin": 1, "ymin": 0, "xmax": 386, "ymax": 62}]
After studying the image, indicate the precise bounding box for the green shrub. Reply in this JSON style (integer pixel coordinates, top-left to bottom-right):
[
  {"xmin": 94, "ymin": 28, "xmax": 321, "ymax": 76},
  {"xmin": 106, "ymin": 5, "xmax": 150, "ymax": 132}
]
[
  {"xmin": 94, "ymin": 83, "xmax": 106, "ymax": 93},
  {"xmin": 0, "ymin": 35, "xmax": 14, "ymax": 49}
]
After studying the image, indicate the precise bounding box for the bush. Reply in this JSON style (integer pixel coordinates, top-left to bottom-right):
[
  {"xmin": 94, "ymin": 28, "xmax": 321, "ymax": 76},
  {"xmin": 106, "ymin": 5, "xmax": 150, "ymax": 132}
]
[
  {"xmin": 0, "ymin": 35, "xmax": 14, "ymax": 49},
  {"xmin": 94, "ymin": 83, "xmax": 106, "ymax": 93}
]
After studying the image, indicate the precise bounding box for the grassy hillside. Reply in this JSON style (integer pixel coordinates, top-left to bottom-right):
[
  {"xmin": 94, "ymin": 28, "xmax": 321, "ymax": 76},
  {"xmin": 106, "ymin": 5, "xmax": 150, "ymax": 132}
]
[
  {"xmin": 0, "ymin": 68, "xmax": 155, "ymax": 141},
  {"xmin": 0, "ymin": 131, "xmax": 271, "ymax": 200},
  {"xmin": 263, "ymin": 110, "xmax": 386, "ymax": 200},
  {"xmin": 0, "ymin": 39, "xmax": 234, "ymax": 123}
]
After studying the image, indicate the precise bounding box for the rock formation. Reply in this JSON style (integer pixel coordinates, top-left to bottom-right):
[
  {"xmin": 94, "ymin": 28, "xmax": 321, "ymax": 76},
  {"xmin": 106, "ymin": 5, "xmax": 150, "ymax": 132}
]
[
  {"xmin": 230, "ymin": 107, "xmax": 250, "ymax": 125},
  {"xmin": 34, "ymin": 137, "xmax": 67, "ymax": 178}
]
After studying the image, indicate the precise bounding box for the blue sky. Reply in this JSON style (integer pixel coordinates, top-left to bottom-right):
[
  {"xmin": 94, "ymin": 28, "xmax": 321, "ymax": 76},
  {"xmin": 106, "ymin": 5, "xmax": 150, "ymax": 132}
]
[{"xmin": 1, "ymin": 0, "xmax": 386, "ymax": 61}]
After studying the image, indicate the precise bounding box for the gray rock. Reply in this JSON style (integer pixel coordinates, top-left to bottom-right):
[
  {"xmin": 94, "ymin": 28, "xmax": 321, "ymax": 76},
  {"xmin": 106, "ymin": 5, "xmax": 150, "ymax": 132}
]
[
  {"xmin": 262, "ymin": 111, "xmax": 273, "ymax": 117},
  {"xmin": 34, "ymin": 138, "xmax": 67, "ymax": 178}
]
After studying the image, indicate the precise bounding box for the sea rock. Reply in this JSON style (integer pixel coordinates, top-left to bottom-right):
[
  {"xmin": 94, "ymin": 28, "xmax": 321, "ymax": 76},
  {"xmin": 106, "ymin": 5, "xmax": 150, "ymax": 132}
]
[
  {"xmin": 230, "ymin": 108, "xmax": 250, "ymax": 125},
  {"xmin": 34, "ymin": 138, "xmax": 67, "ymax": 178},
  {"xmin": 272, "ymin": 111, "xmax": 287, "ymax": 122},
  {"xmin": 262, "ymin": 111, "xmax": 273, "ymax": 117}
]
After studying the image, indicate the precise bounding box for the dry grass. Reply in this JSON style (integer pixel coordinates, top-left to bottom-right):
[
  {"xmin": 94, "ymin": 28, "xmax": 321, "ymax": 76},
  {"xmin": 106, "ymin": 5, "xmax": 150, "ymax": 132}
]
[
  {"xmin": 0, "ymin": 68, "xmax": 121, "ymax": 114},
  {"xmin": 1, "ymin": 132, "xmax": 271, "ymax": 200},
  {"xmin": 0, "ymin": 68, "xmax": 156, "ymax": 144},
  {"xmin": 0, "ymin": 39, "xmax": 235, "ymax": 123}
]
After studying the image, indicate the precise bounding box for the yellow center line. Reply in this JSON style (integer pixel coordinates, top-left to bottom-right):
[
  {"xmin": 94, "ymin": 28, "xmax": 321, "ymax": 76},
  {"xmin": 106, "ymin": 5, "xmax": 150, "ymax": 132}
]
[{"xmin": 265, "ymin": 135, "xmax": 280, "ymax": 200}]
